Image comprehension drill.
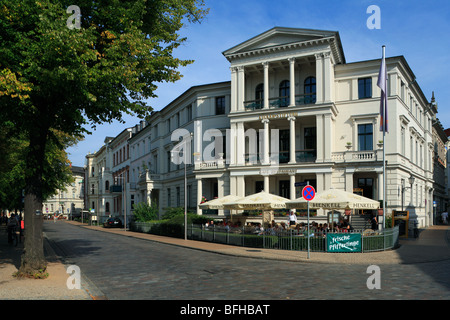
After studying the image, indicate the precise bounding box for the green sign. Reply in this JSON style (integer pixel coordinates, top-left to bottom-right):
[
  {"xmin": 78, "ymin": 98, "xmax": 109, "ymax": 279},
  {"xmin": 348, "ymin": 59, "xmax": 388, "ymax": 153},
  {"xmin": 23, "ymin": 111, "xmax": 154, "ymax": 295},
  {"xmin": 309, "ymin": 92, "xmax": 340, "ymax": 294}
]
[{"xmin": 326, "ymin": 233, "xmax": 362, "ymax": 253}]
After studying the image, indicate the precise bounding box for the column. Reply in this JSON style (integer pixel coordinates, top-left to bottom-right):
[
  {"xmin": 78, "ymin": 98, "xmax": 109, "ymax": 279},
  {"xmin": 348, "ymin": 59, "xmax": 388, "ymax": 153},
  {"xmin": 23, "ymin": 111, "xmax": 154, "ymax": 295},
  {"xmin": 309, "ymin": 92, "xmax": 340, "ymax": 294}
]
[
  {"xmin": 230, "ymin": 176, "xmax": 237, "ymax": 196},
  {"xmin": 230, "ymin": 67, "xmax": 237, "ymax": 112},
  {"xmin": 217, "ymin": 177, "xmax": 225, "ymax": 215},
  {"xmin": 263, "ymin": 62, "xmax": 269, "ymax": 109},
  {"xmin": 237, "ymin": 66, "xmax": 245, "ymax": 111},
  {"xmin": 288, "ymin": 116, "xmax": 296, "ymax": 164},
  {"xmin": 377, "ymin": 171, "xmax": 383, "ymax": 201},
  {"xmin": 237, "ymin": 176, "xmax": 245, "ymax": 197},
  {"xmin": 194, "ymin": 120, "xmax": 202, "ymax": 166},
  {"xmin": 262, "ymin": 119, "xmax": 270, "ymax": 165},
  {"xmin": 316, "ymin": 114, "xmax": 324, "ymax": 162},
  {"xmin": 323, "ymin": 114, "xmax": 332, "ymax": 162},
  {"xmin": 264, "ymin": 175, "xmax": 270, "ymax": 193},
  {"xmin": 289, "ymin": 58, "xmax": 296, "ymax": 107},
  {"xmin": 323, "ymin": 52, "xmax": 333, "ymax": 103},
  {"xmin": 197, "ymin": 178, "xmax": 202, "ymax": 215},
  {"xmin": 229, "ymin": 122, "xmax": 237, "ymax": 166},
  {"xmin": 146, "ymin": 189, "xmax": 152, "ymax": 204},
  {"xmin": 345, "ymin": 171, "xmax": 353, "ymax": 193},
  {"xmin": 389, "ymin": 73, "xmax": 398, "ymax": 98},
  {"xmin": 237, "ymin": 122, "xmax": 245, "ymax": 165},
  {"xmin": 289, "ymin": 174, "xmax": 296, "ymax": 200},
  {"xmin": 315, "ymin": 53, "xmax": 324, "ymax": 104}
]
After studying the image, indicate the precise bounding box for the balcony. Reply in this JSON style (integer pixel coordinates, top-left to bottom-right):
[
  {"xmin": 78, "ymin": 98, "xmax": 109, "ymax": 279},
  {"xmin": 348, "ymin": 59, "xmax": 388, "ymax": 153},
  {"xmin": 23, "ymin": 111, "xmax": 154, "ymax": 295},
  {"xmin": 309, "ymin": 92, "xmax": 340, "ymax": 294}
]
[
  {"xmin": 138, "ymin": 170, "xmax": 161, "ymax": 184},
  {"xmin": 194, "ymin": 159, "xmax": 225, "ymax": 170},
  {"xmin": 331, "ymin": 150, "xmax": 380, "ymax": 163},
  {"xmin": 244, "ymin": 150, "xmax": 316, "ymax": 165},
  {"xmin": 109, "ymin": 185, "xmax": 122, "ymax": 193},
  {"xmin": 244, "ymin": 93, "xmax": 316, "ymax": 111}
]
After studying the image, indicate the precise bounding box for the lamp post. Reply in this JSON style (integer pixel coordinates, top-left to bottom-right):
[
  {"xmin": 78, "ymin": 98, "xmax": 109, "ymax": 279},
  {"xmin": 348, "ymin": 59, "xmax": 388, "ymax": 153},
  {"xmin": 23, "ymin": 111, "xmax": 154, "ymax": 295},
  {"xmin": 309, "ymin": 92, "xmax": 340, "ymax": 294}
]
[
  {"xmin": 401, "ymin": 174, "xmax": 415, "ymax": 211},
  {"xmin": 184, "ymin": 132, "xmax": 193, "ymax": 240}
]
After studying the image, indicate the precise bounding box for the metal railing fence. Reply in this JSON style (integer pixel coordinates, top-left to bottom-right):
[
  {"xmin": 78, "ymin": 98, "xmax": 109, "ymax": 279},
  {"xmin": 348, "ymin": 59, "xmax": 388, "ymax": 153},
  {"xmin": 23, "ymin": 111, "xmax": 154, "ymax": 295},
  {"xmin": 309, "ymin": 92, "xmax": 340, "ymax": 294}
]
[{"xmin": 187, "ymin": 224, "xmax": 399, "ymax": 253}]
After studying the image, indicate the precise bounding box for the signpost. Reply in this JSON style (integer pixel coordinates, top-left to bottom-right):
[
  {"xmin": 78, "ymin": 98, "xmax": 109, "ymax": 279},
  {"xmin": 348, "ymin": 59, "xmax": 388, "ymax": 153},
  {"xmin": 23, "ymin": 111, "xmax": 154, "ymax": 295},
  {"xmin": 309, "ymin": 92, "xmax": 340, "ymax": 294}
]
[
  {"xmin": 302, "ymin": 184, "xmax": 315, "ymax": 259},
  {"xmin": 327, "ymin": 233, "xmax": 362, "ymax": 253}
]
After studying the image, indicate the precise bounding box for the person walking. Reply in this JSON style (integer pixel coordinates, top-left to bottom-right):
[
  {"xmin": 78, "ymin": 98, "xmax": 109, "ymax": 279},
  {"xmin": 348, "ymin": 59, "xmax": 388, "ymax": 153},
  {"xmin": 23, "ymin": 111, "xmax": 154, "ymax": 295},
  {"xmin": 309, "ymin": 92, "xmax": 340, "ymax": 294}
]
[
  {"xmin": 370, "ymin": 213, "xmax": 378, "ymax": 230},
  {"xmin": 441, "ymin": 210, "xmax": 448, "ymax": 225}
]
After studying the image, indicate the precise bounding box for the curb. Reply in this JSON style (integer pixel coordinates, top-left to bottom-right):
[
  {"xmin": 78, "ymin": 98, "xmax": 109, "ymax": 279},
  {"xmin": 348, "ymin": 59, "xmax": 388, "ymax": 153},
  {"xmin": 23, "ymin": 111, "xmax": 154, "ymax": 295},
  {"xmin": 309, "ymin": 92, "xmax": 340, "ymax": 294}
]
[{"xmin": 43, "ymin": 232, "xmax": 107, "ymax": 300}]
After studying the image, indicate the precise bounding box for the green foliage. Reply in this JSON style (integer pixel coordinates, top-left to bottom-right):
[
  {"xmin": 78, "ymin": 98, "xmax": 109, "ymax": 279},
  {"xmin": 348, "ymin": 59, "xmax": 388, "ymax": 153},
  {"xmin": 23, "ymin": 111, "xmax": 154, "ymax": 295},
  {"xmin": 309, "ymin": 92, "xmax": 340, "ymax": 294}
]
[
  {"xmin": 1, "ymin": 0, "xmax": 209, "ymax": 136},
  {"xmin": 161, "ymin": 206, "xmax": 186, "ymax": 220},
  {"xmin": 0, "ymin": 0, "xmax": 208, "ymax": 274},
  {"xmin": 132, "ymin": 211, "xmax": 209, "ymax": 238},
  {"xmin": 133, "ymin": 202, "xmax": 159, "ymax": 222},
  {"xmin": 385, "ymin": 215, "xmax": 392, "ymax": 228}
]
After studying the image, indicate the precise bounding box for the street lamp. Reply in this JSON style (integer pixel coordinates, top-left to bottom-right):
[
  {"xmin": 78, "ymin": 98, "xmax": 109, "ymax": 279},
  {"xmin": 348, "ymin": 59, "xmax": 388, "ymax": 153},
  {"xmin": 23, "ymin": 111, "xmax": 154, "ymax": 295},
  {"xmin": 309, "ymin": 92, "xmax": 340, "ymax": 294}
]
[
  {"xmin": 184, "ymin": 132, "xmax": 193, "ymax": 240},
  {"xmin": 400, "ymin": 174, "xmax": 415, "ymax": 211}
]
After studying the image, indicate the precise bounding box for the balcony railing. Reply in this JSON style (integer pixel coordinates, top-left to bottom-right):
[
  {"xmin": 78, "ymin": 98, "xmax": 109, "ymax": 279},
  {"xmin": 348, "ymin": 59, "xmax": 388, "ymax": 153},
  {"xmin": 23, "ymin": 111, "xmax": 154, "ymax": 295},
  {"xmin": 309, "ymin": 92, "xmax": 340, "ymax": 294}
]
[
  {"xmin": 331, "ymin": 150, "xmax": 379, "ymax": 163},
  {"xmin": 243, "ymin": 93, "xmax": 316, "ymax": 111},
  {"xmin": 244, "ymin": 150, "xmax": 316, "ymax": 165},
  {"xmin": 194, "ymin": 159, "xmax": 225, "ymax": 170},
  {"xmin": 138, "ymin": 170, "xmax": 161, "ymax": 184}
]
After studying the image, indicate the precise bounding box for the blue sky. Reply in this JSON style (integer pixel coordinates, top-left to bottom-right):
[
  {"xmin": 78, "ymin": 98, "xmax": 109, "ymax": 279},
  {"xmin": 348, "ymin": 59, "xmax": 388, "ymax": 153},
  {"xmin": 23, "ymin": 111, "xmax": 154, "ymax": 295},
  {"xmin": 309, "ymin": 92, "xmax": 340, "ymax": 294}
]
[{"xmin": 67, "ymin": 0, "xmax": 450, "ymax": 167}]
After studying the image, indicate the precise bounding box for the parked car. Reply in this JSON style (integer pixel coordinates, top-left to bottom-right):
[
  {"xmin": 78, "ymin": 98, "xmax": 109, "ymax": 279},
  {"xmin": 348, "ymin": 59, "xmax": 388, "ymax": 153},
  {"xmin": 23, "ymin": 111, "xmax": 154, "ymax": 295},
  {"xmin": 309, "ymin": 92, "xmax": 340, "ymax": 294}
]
[{"xmin": 103, "ymin": 217, "xmax": 123, "ymax": 228}]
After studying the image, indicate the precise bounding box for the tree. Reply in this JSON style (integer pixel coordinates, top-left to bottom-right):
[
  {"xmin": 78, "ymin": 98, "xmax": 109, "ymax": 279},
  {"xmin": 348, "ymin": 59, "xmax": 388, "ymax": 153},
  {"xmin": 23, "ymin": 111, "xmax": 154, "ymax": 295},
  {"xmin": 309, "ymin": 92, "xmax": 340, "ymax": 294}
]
[
  {"xmin": 0, "ymin": 125, "xmax": 80, "ymax": 211},
  {"xmin": 0, "ymin": 0, "xmax": 208, "ymax": 277}
]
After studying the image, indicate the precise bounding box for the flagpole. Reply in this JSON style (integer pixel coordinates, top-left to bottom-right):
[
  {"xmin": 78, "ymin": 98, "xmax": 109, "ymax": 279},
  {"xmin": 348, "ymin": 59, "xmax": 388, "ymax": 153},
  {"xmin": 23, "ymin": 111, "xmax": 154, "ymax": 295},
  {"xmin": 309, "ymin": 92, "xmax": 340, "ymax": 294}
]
[{"xmin": 382, "ymin": 45, "xmax": 386, "ymax": 230}]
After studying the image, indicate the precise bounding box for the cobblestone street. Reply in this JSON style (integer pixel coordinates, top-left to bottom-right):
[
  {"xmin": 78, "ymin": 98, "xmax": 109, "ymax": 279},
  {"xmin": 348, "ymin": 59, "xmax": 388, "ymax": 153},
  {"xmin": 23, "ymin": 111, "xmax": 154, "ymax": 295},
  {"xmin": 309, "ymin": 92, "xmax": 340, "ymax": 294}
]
[{"xmin": 43, "ymin": 221, "xmax": 450, "ymax": 300}]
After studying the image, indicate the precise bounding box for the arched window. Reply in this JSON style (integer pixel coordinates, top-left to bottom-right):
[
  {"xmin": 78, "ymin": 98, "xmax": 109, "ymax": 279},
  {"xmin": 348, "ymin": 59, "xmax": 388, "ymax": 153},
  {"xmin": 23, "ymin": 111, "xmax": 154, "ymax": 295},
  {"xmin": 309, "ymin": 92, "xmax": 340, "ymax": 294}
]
[
  {"xmin": 279, "ymin": 80, "xmax": 290, "ymax": 107},
  {"xmin": 105, "ymin": 202, "xmax": 110, "ymax": 213},
  {"xmin": 105, "ymin": 180, "xmax": 110, "ymax": 192},
  {"xmin": 304, "ymin": 76, "xmax": 316, "ymax": 104}
]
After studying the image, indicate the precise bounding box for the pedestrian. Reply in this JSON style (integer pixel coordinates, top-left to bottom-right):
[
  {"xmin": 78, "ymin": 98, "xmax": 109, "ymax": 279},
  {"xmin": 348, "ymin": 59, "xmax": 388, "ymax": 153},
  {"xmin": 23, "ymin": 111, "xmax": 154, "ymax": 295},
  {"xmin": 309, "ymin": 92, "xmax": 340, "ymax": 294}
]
[
  {"xmin": 7, "ymin": 214, "xmax": 18, "ymax": 243},
  {"xmin": 371, "ymin": 213, "xmax": 378, "ymax": 230},
  {"xmin": 441, "ymin": 210, "xmax": 448, "ymax": 225},
  {"xmin": 287, "ymin": 210, "xmax": 298, "ymax": 227}
]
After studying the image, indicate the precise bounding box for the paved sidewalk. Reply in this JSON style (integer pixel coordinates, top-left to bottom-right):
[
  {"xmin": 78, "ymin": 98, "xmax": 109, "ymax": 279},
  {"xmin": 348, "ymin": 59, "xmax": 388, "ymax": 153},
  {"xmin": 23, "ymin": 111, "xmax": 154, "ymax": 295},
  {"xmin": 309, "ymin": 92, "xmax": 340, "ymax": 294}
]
[
  {"xmin": 0, "ymin": 225, "xmax": 92, "ymax": 300},
  {"xmin": 1, "ymin": 221, "xmax": 449, "ymax": 300}
]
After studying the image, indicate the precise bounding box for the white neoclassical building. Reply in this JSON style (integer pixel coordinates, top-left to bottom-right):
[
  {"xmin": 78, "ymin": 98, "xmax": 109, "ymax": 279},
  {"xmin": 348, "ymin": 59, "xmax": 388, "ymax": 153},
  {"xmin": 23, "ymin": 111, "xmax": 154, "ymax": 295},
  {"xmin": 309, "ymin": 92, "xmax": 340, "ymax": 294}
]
[
  {"xmin": 86, "ymin": 27, "xmax": 446, "ymax": 228},
  {"xmin": 43, "ymin": 166, "xmax": 85, "ymax": 218}
]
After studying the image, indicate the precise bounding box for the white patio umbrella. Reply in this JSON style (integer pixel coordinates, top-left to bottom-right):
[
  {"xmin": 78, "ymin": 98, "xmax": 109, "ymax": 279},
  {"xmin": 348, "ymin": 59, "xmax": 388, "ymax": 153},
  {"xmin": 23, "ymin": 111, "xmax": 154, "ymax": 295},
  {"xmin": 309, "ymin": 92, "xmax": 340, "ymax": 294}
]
[
  {"xmin": 286, "ymin": 188, "xmax": 380, "ymax": 231},
  {"xmin": 198, "ymin": 195, "xmax": 243, "ymax": 222},
  {"xmin": 198, "ymin": 195, "xmax": 243, "ymax": 210},
  {"xmin": 286, "ymin": 188, "xmax": 380, "ymax": 210},
  {"xmin": 224, "ymin": 191, "xmax": 290, "ymax": 226}
]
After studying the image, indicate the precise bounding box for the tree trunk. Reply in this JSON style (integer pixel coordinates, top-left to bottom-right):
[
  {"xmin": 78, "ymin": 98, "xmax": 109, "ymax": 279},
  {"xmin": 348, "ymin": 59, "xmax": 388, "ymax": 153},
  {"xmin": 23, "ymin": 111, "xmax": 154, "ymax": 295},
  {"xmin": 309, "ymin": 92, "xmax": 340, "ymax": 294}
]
[
  {"xmin": 20, "ymin": 193, "xmax": 46, "ymax": 275},
  {"xmin": 18, "ymin": 124, "xmax": 48, "ymax": 276}
]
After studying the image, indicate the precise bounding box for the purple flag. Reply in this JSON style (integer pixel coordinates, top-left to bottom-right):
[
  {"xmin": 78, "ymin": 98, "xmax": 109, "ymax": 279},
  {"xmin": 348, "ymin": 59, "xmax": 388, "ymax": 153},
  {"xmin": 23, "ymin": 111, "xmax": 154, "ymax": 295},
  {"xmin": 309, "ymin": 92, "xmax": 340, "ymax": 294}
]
[{"xmin": 377, "ymin": 46, "xmax": 388, "ymax": 133}]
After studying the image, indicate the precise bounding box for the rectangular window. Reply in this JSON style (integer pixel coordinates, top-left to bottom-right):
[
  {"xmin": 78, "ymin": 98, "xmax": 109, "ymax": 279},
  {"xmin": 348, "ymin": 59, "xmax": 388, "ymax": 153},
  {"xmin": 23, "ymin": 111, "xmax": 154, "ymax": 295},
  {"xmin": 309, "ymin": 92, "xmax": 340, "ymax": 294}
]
[
  {"xmin": 304, "ymin": 127, "xmax": 317, "ymax": 158},
  {"xmin": 358, "ymin": 77, "xmax": 372, "ymax": 99},
  {"xmin": 187, "ymin": 185, "xmax": 192, "ymax": 208},
  {"xmin": 167, "ymin": 188, "xmax": 171, "ymax": 207},
  {"xmin": 215, "ymin": 96, "xmax": 225, "ymax": 115},
  {"xmin": 401, "ymin": 127, "xmax": 405, "ymax": 156},
  {"xmin": 358, "ymin": 124, "xmax": 373, "ymax": 151},
  {"xmin": 187, "ymin": 104, "xmax": 192, "ymax": 122},
  {"xmin": 153, "ymin": 154, "xmax": 158, "ymax": 173},
  {"xmin": 401, "ymin": 81, "xmax": 405, "ymax": 102},
  {"xmin": 167, "ymin": 151, "xmax": 171, "ymax": 173}
]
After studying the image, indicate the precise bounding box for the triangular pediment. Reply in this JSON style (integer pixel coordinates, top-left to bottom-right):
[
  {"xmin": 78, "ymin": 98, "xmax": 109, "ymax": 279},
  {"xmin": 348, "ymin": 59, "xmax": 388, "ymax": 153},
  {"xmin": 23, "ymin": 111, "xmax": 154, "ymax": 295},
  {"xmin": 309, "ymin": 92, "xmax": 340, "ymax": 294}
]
[{"xmin": 223, "ymin": 27, "xmax": 340, "ymax": 56}]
